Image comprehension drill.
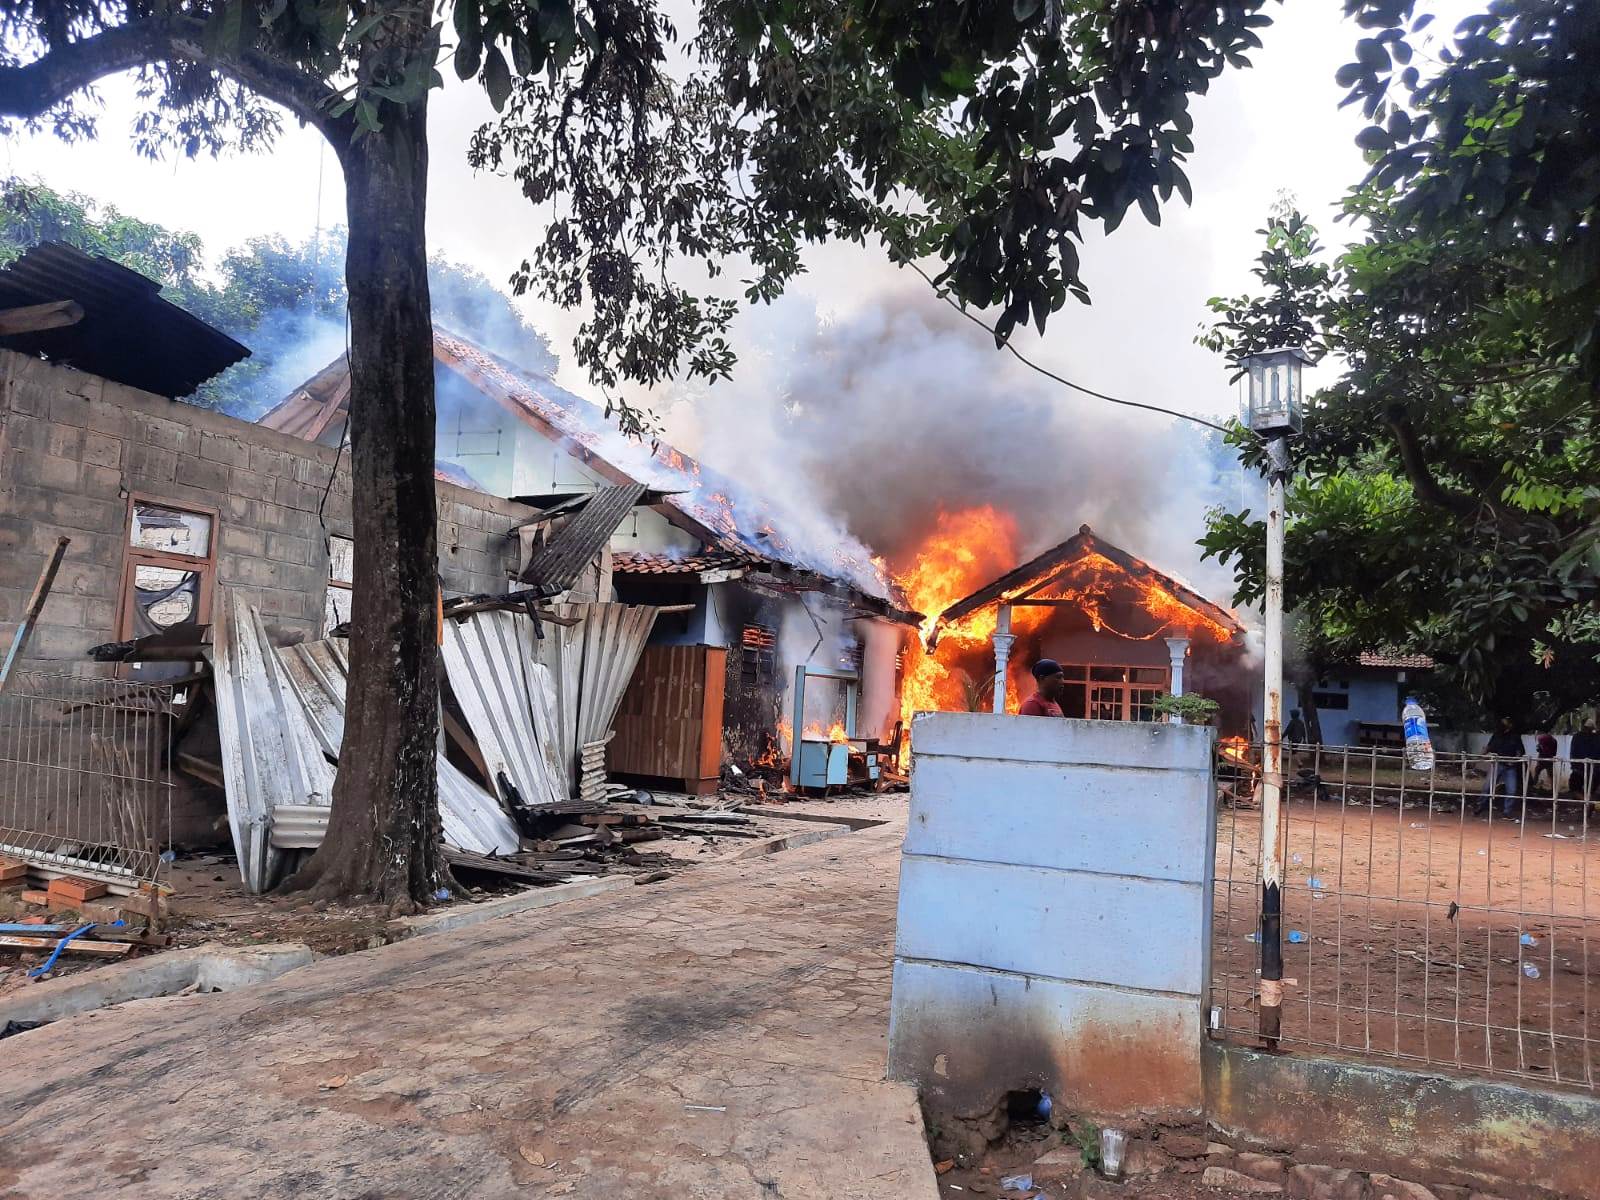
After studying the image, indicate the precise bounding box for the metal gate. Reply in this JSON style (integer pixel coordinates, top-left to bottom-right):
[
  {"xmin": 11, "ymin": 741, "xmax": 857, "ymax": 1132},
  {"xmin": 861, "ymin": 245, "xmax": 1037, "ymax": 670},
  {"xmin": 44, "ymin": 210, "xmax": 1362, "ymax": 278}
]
[
  {"xmin": 1211, "ymin": 741, "xmax": 1600, "ymax": 1093},
  {"xmin": 0, "ymin": 670, "xmax": 172, "ymax": 887}
]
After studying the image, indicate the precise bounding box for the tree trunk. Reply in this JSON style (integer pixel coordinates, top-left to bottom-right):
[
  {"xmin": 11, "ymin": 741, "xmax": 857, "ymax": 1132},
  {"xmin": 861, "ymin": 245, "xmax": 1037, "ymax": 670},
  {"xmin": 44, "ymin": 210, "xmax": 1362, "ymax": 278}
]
[{"xmin": 281, "ymin": 81, "xmax": 447, "ymax": 910}]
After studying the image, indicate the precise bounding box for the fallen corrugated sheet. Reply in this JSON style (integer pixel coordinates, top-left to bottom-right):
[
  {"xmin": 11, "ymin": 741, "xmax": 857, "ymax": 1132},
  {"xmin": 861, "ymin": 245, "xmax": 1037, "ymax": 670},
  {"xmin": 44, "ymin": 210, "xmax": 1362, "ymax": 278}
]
[
  {"xmin": 533, "ymin": 603, "xmax": 660, "ymax": 789},
  {"xmin": 276, "ymin": 639, "xmax": 521, "ymax": 856},
  {"xmin": 441, "ymin": 611, "xmax": 570, "ymax": 813},
  {"xmin": 209, "ymin": 591, "xmax": 334, "ymax": 894},
  {"xmin": 519, "ymin": 482, "xmax": 646, "ymax": 592}
]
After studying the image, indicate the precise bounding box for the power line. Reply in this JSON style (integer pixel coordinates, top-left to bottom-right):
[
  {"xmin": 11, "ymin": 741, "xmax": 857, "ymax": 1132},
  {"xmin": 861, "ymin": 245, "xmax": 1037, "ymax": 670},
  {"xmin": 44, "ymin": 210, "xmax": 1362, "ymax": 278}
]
[{"xmin": 903, "ymin": 259, "xmax": 1241, "ymax": 438}]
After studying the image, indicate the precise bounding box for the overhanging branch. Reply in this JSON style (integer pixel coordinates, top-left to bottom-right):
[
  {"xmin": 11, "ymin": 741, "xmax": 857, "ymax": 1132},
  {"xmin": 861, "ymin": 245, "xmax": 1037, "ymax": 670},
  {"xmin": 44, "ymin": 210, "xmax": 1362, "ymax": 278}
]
[
  {"xmin": 1384, "ymin": 402, "xmax": 1476, "ymax": 517},
  {"xmin": 0, "ymin": 15, "xmax": 349, "ymax": 148}
]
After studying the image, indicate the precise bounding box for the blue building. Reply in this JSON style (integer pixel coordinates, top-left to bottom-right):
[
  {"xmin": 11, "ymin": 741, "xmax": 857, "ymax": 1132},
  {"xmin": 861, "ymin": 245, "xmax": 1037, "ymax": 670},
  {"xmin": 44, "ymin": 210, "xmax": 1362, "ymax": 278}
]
[{"xmin": 1307, "ymin": 651, "xmax": 1434, "ymax": 747}]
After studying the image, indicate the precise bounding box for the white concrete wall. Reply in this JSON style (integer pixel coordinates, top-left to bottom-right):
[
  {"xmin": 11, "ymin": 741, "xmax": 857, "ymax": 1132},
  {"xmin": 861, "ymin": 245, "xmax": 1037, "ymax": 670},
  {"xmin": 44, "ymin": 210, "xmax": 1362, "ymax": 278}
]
[{"xmin": 887, "ymin": 712, "xmax": 1216, "ymax": 1123}]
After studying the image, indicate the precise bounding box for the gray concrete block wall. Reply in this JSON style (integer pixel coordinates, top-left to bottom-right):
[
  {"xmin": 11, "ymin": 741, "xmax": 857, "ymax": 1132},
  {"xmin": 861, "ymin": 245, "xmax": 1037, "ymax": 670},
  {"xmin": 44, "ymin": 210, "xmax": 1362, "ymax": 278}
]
[
  {"xmin": 886, "ymin": 712, "xmax": 1217, "ymax": 1125},
  {"xmin": 0, "ymin": 350, "xmax": 531, "ymax": 666}
]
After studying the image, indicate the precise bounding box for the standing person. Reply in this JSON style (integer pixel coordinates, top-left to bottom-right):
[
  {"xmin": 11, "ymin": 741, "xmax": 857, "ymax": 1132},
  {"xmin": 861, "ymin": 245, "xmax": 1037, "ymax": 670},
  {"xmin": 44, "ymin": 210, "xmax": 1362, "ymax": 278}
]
[
  {"xmin": 1476, "ymin": 717, "xmax": 1525, "ymax": 817},
  {"xmin": 1570, "ymin": 720, "xmax": 1600, "ymax": 806},
  {"xmin": 1530, "ymin": 729, "xmax": 1559, "ymax": 798},
  {"xmin": 1284, "ymin": 708, "xmax": 1308, "ymax": 772},
  {"xmin": 1019, "ymin": 659, "xmax": 1067, "ymax": 717}
]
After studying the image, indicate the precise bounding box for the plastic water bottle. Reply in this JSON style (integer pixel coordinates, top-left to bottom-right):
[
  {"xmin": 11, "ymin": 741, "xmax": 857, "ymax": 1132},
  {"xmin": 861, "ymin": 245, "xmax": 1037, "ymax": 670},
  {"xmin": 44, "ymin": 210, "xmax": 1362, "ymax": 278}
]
[{"xmin": 1403, "ymin": 697, "xmax": 1435, "ymax": 771}]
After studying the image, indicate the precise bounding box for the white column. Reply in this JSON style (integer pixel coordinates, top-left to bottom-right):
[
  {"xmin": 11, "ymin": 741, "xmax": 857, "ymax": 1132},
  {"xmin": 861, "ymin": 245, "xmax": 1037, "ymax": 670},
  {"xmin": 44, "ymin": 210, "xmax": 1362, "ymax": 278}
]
[
  {"xmin": 1164, "ymin": 636, "xmax": 1190, "ymax": 724},
  {"xmin": 992, "ymin": 604, "xmax": 1015, "ymax": 715},
  {"xmin": 1259, "ymin": 438, "xmax": 1289, "ymax": 1044}
]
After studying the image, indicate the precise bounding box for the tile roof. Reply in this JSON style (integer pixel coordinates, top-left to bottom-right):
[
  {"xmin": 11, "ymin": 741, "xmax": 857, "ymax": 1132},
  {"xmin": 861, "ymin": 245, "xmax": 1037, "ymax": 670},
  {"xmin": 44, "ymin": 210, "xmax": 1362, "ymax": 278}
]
[
  {"xmin": 612, "ymin": 549, "xmax": 764, "ymax": 575},
  {"xmin": 1356, "ymin": 650, "xmax": 1436, "ymax": 670}
]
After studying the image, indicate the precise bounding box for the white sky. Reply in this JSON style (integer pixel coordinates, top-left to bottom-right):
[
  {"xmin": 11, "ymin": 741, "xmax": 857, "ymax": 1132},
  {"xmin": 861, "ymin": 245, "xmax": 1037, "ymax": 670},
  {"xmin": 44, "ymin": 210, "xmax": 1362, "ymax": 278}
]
[{"xmin": 2, "ymin": 3, "xmax": 1471, "ymax": 425}]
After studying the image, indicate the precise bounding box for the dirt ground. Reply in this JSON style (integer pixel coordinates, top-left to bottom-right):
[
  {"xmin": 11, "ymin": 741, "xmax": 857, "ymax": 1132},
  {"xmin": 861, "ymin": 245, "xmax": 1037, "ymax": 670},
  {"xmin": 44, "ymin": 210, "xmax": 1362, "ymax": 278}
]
[
  {"xmin": 1, "ymin": 793, "xmax": 900, "ymax": 1000},
  {"xmin": 1212, "ymin": 788, "xmax": 1600, "ymax": 1089}
]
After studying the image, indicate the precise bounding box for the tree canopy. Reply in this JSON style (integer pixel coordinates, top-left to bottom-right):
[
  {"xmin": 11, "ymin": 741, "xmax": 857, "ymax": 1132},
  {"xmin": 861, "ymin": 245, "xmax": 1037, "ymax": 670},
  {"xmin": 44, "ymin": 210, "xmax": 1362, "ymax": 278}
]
[
  {"xmin": 1199, "ymin": 2, "xmax": 1600, "ymax": 727},
  {"xmin": 1200, "ymin": 191, "xmax": 1599, "ymax": 725}
]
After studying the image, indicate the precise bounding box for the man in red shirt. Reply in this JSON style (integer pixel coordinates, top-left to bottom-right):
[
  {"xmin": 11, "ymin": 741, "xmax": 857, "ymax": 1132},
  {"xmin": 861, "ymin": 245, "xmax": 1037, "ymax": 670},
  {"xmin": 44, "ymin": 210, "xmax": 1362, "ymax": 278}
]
[{"xmin": 1018, "ymin": 659, "xmax": 1067, "ymax": 717}]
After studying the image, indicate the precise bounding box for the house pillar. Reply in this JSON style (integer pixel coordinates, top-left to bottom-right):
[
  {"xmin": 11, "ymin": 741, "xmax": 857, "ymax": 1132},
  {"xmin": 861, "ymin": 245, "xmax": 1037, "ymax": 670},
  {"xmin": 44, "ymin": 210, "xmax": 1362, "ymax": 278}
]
[
  {"xmin": 992, "ymin": 604, "xmax": 1014, "ymax": 715},
  {"xmin": 1165, "ymin": 636, "xmax": 1190, "ymax": 724}
]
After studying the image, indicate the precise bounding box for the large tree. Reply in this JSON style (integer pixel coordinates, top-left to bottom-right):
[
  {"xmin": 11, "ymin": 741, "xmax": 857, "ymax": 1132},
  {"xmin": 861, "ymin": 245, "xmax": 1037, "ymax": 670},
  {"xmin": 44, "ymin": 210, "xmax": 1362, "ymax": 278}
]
[
  {"xmin": 1200, "ymin": 200, "xmax": 1599, "ymax": 722},
  {"xmin": 0, "ymin": 0, "xmax": 1278, "ymax": 905},
  {"xmin": 1199, "ymin": 1, "xmax": 1600, "ymax": 725}
]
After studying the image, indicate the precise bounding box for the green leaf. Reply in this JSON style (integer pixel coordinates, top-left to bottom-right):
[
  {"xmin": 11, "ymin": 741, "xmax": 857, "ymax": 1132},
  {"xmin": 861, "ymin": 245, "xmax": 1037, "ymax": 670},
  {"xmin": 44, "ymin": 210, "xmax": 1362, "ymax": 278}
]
[
  {"xmin": 454, "ymin": 0, "xmax": 483, "ymax": 79},
  {"xmin": 483, "ymin": 45, "xmax": 513, "ymax": 112}
]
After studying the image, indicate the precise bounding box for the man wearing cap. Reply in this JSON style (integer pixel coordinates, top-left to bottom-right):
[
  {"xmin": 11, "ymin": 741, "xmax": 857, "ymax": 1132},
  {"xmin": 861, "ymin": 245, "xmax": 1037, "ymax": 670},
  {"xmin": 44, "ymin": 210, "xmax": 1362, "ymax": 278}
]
[{"xmin": 1019, "ymin": 658, "xmax": 1067, "ymax": 717}]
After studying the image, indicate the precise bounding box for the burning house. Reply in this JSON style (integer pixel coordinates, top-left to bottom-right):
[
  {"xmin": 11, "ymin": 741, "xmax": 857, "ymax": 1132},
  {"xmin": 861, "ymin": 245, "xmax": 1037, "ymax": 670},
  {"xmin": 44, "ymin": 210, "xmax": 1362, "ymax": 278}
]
[
  {"xmin": 896, "ymin": 517, "xmax": 1251, "ymax": 734},
  {"xmin": 259, "ymin": 329, "xmax": 922, "ymax": 792}
]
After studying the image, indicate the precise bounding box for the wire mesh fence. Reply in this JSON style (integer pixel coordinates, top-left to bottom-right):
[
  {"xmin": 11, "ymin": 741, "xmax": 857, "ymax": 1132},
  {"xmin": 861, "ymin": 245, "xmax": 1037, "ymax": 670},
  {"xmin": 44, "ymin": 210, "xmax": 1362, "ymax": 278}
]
[
  {"xmin": 1211, "ymin": 740, "xmax": 1600, "ymax": 1093},
  {"xmin": 0, "ymin": 670, "xmax": 172, "ymax": 886}
]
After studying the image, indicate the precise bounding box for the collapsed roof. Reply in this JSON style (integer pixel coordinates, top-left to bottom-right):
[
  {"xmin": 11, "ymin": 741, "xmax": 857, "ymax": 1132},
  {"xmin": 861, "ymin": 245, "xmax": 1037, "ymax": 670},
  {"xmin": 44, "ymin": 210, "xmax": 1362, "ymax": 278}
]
[
  {"xmin": 259, "ymin": 327, "xmax": 917, "ymax": 624},
  {"xmin": 0, "ymin": 242, "xmax": 250, "ymax": 398}
]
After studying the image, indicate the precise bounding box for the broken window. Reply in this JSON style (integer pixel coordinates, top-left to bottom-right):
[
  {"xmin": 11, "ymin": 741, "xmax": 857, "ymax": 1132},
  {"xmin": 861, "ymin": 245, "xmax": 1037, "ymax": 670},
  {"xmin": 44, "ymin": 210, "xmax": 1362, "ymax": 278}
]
[
  {"xmin": 324, "ymin": 535, "xmax": 354, "ymax": 635},
  {"xmin": 117, "ymin": 498, "xmax": 217, "ymax": 681},
  {"xmin": 740, "ymin": 622, "xmax": 776, "ymax": 687}
]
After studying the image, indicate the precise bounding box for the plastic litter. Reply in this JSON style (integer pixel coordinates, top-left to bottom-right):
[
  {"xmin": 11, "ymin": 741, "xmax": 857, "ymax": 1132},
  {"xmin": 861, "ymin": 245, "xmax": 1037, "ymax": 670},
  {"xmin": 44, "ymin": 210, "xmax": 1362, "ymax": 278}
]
[
  {"xmin": 159, "ymin": 849, "xmax": 177, "ymax": 863},
  {"xmin": 1523, "ymin": 963, "xmax": 1541, "ymax": 980},
  {"xmin": 1245, "ymin": 932, "xmax": 1261, "ymax": 943},
  {"xmin": 1000, "ymin": 1174, "xmax": 1034, "ymax": 1192},
  {"xmin": 1308, "ymin": 877, "xmax": 1326, "ymax": 890},
  {"xmin": 1402, "ymin": 697, "xmax": 1435, "ymax": 771},
  {"xmin": 1520, "ymin": 933, "xmax": 1538, "ymax": 947},
  {"xmin": 1036, "ymin": 1092, "xmax": 1053, "ymax": 1120},
  {"xmin": 1287, "ymin": 930, "xmax": 1307, "ymax": 944},
  {"xmin": 1100, "ymin": 1128, "xmax": 1128, "ymax": 1179},
  {"xmin": 433, "ymin": 887, "xmax": 451, "ymax": 902},
  {"xmin": 1291, "ymin": 853, "xmax": 1303, "ymax": 865}
]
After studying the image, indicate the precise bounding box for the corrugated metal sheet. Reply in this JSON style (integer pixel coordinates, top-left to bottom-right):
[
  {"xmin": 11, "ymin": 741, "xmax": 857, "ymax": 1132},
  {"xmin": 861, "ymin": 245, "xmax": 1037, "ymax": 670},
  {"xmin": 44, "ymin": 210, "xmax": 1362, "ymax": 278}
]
[
  {"xmin": 529, "ymin": 603, "xmax": 660, "ymax": 789},
  {"xmin": 0, "ymin": 242, "xmax": 250, "ymax": 398},
  {"xmin": 520, "ymin": 482, "xmax": 646, "ymax": 592},
  {"xmin": 209, "ymin": 592, "xmax": 334, "ymax": 894},
  {"xmin": 276, "ymin": 638, "xmax": 521, "ymax": 856},
  {"xmin": 441, "ymin": 611, "xmax": 570, "ymax": 813}
]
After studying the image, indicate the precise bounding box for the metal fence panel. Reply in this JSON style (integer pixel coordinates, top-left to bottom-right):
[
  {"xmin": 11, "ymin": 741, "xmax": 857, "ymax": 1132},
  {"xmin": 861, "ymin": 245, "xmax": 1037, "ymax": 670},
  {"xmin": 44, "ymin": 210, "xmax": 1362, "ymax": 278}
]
[
  {"xmin": 1211, "ymin": 741, "xmax": 1599, "ymax": 1093},
  {"xmin": 0, "ymin": 670, "xmax": 172, "ymax": 887}
]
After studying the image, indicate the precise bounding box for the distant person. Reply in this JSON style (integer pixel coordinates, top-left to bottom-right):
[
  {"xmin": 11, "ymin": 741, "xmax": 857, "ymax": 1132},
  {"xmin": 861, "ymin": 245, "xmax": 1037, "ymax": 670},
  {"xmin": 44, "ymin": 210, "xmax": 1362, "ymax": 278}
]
[
  {"xmin": 1530, "ymin": 729, "xmax": 1559, "ymax": 797},
  {"xmin": 1570, "ymin": 720, "xmax": 1600, "ymax": 805},
  {"xmin": 1284, "ymin": 709, "xmax": 1307, "ymax": 745},
  {"xmin": 1019, "ymin": 659, "xmax": 1066, "ymax": 718},
  {"xmin": 1283, "ymin": 707, "xmax": 1308, "ymax": 771},
  {"xmin": 1476, "ymin": 717, "xmax": 1525, "ymax": 817}
]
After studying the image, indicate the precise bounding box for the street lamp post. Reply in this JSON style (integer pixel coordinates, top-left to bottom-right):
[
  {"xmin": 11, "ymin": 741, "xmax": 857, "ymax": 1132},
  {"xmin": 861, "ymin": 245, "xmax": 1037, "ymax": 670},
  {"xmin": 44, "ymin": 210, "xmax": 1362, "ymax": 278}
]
[{"xmin": 1241, "ymin": 345, "xmax": 1311, "ymax": 1047}]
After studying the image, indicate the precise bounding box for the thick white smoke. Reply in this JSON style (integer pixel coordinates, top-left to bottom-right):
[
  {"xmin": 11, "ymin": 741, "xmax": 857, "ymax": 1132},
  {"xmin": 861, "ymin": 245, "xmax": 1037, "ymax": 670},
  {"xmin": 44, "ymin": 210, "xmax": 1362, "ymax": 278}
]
[{"xmin": 655, "ymin": 287, "xmax": 1251, "ymax": 604}]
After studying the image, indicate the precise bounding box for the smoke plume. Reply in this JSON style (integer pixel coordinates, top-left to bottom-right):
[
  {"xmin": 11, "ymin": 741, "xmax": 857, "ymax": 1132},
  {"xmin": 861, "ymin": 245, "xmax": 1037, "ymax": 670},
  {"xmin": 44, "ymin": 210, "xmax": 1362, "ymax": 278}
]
[{"xmin": 657, "ymin": 288, "xmax": 1250, "ymax": 602}]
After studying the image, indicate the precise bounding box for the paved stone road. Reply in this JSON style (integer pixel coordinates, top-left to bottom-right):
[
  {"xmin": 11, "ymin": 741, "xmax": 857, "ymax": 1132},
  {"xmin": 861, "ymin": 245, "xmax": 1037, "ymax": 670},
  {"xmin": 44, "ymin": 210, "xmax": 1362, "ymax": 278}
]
[{"xmin": 0, "ymin": 818, "xmax": 935, "ymax": 1199}]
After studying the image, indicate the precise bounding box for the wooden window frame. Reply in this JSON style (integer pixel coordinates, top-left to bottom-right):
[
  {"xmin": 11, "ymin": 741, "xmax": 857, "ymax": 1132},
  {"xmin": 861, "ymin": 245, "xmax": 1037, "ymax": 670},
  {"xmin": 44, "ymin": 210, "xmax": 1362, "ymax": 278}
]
[
  {"xmin": 1059, "ymin": 662, "xmax": 1170, "ymax": 722},
  {"xmin": 325, "ymin": 534, "xmax": 354, "ymax": 635},
  {"xmin": 115, "ymin": 493, "xmax": 220, "ymax": 646}
]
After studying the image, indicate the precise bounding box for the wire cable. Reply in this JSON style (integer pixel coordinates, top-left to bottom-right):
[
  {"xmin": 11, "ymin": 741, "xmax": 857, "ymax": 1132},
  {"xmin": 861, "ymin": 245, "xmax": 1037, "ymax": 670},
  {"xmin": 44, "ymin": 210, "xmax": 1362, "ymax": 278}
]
[{"xmin": 902, "ymin": 259, "xmax": 1244, "ymax": 438}]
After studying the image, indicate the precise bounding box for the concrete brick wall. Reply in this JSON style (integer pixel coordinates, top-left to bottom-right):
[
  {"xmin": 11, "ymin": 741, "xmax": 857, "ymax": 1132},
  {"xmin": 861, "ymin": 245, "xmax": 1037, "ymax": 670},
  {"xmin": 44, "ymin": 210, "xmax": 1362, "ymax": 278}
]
[
  {"xmin": 0, "ymin": 350, "xmax": 532, "ymax": 666},
  {"xmin": 886, "ymin": 712, "xmax": 1216, "ymax": 1124}
]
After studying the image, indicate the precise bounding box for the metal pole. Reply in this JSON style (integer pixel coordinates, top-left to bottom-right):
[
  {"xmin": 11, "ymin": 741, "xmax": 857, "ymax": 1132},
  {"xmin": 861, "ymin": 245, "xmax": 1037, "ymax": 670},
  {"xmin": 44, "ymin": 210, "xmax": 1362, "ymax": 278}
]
[
  {"xmin": 992, "ymin": 604, "xmax": 1014, "ymax": 715},
  {"xmin": 1259, "ymin": 437, "xmax": 1289, "ymax": 1045}
]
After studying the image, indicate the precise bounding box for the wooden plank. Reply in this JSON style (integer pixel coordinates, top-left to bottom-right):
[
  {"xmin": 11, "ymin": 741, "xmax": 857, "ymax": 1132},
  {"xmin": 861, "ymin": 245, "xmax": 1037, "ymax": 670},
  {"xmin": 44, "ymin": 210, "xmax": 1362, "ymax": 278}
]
[
  {"xmin": 0, "ymin": 299, "xmax": 84, "ymax": 335},
  {"xmin": 0, "ymin": 535, "xmax": 70, "ymax": 692},
  {"xmin": 0, "ymin": 935, "xmax": 133, "ymax": 957}
]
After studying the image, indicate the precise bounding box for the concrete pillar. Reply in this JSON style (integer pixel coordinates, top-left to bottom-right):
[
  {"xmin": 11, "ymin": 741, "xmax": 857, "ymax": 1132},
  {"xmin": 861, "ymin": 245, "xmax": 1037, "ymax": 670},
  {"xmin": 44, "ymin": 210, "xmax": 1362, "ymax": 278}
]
[
  {"xmin": 1165, "ymin": 636, "xmax": 1190, "ymax": 724},
  {"xmin": 888, "ymin": 714, "xmax": 1217, "ymax": 1124},
  {"xmin": 991, "ymin": 604, "xmax": 1014, "ymax": 715}
]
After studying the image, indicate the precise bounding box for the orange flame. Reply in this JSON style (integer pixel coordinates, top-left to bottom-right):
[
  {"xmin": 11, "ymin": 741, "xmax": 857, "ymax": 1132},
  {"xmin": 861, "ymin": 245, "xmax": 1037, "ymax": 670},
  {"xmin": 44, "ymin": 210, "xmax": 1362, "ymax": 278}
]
[
  {"xmin": 892, "ymin": 508, "xmax": 1238, "ymax": 731},
  {"xmin": 1218, "ymin": 736, "xmax": 1252, "ymax": 767}
]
